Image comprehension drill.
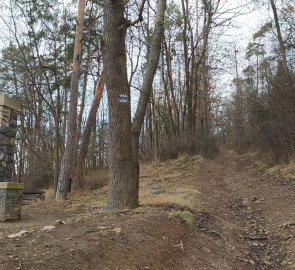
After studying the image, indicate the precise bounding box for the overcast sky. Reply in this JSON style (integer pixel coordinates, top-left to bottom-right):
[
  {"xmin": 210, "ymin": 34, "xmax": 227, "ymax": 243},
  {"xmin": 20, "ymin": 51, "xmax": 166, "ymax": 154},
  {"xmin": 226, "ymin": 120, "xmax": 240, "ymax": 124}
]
[
  {"xmin": 0, "ymin": 0, "xmax": 269, "ymax": 99},
  {"xmin": 214, "ymin": 1, "xmax": 270, "ymax": 96}
]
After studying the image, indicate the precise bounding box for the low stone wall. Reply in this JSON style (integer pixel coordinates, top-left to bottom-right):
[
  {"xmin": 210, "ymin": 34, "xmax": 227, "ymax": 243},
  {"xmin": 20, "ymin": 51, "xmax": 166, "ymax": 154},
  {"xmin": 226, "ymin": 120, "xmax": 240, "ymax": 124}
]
[
  {"xmin": 23, "ymin": 192, "xmax": 45, "ymax": 205},
  {"xmin": 0, "ymin": 182, "xmax": 24, "ymax": 221}
]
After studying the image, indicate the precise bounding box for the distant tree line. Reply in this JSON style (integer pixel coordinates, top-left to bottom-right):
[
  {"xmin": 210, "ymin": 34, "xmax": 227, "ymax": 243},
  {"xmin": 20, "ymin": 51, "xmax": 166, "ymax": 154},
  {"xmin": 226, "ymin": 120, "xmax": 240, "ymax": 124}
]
[{"xmin": 226, "ymin": 0, "xmax": 295, "ymax": 164}]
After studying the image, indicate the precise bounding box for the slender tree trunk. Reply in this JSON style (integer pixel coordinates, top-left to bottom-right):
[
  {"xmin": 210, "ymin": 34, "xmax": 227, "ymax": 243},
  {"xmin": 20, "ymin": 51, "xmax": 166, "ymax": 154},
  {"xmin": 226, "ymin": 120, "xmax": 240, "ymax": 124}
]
[
  {"xmin": 131, "ymin": 0, "xmax": 166, "ymax": 193},
  {"xmin": 269, "ymin": 0, "xmax": 288, "ymax": 71},
  {"xmin": 98, "ymin": 110, "xmax": 106, "ymax": 167},
  {"xmin": 153, "ymin": 102, "xmax": 160, "ymax": 163},
  {"xmin": 54, "ymin": 122, "xmax": 61, "ymax": 192},
  {"xmin": 147, "ymin": 98, "xmax": 153, "ymax": 152},
  {"xmin": 77, "ymin": 67, "xmax": 89, "ymax": 149},
  {"xmin": 17, "ymin": 135, "xmax": 24, "ymax": 182},
  {"xmin": 164, "ymin": 39, "xmax": 179, "ymax": 136},
  {"xmin": 202, "ymin": 61, "xmax": 210, "ymax": 153},
  {"xmin": 56, "ymin": 0, "xmax": 86, "ymax": 199},
  {"xmin": 181, "ymin": 0, "xmax": 191, "ymax": 135},
  {"xmin": 91, "ymin": 117, "xmax": 97, "ymax": 168},
  {"xmin": 77, "ymin": 74, "xmax": 105, "ymax": 187},
  {"xmin": 161, "ymin": 52, "xmax": 176, "ymax": 138}
]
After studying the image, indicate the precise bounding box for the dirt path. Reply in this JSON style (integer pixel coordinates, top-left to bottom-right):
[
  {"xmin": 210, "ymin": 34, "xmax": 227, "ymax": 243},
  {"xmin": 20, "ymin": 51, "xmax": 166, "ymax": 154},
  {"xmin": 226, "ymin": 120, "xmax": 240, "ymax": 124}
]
[
  {"xmin": 195, "ymin": 150, "xmax": 295, "ymax": 269},
  {"xmin": 0, "ymin": 151, "xmax": 294, "ymax": 269}
]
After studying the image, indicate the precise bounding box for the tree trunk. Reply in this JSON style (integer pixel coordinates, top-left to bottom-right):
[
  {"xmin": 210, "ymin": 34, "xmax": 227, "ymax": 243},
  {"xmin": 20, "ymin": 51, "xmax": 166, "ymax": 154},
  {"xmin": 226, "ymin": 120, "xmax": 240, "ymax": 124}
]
[
  {"xmin": 131, "ymin": 0, "xmax": 167, "ymax": 192},
  {"xmin": 181, "ymin": 0, "xmax": 191, "ymax": 135},
  {"xmin": 164, "ymin": 38, "xmax": 179, "ymax": 137},
  {"xmin": 201, "ymin": 61, "xmax": 210, "ymax": 153},
  {"xmin": 76, "ymin": 74, "xmax": 105, "ymax": 187},
  {"xmin": 269, "ymin": 0, "xmax": 288, "ymax": 71},
  {"xmin": 103, "ymin": 0, "xmax": 139, "ymax": 210},
  {"xmin": 56, "ymin": 0, "xmax": 86, "ymax": 199}
]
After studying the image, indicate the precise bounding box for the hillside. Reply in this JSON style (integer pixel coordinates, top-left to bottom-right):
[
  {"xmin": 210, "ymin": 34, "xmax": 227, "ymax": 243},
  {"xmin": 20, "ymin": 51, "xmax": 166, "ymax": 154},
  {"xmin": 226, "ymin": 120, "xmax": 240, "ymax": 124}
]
[{"xmin": 0, "ymin": 151, "xmax": 295, "ymax": 270}]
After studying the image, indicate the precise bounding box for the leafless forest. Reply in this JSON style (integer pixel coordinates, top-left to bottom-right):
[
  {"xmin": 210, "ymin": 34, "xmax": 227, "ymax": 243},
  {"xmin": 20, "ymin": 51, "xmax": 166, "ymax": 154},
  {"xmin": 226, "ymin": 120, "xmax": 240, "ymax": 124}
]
[{"xmin": 0, "ymin": 0, "xmax": 294, "ymax": 209}]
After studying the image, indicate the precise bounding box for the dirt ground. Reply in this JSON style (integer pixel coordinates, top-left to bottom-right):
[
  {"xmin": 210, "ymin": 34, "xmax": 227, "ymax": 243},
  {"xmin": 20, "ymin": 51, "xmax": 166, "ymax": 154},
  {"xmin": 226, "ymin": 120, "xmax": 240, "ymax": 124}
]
[{"xmin": 0, "ymin": 150, "xmax": 295, "ymax": 270}]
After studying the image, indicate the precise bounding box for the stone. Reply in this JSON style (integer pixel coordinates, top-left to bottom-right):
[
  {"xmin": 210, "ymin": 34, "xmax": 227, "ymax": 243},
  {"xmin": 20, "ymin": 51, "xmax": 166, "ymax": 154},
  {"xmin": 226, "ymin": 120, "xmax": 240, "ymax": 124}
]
[
  {"xmin": 53, "ymin": 220, "xmax": 65, "ymax": 226},
  {"xmin": 0, "ymin": 135, "xmax": 15, "ymax": 146},
  {"xmin": 41, "ymin": 225, "xmax": 56, "ymax": 232},
  {"xmin": 0, "ymin": 96, "xmax": 21, "ymax": 221},
  {"xmin": 112, "ymin": 228, "xmax": 122, "ymax": 234},
  {"xmin": 0, "ymin": 127, "xmax": 17, "ymax": 137},
  {"xmin": 0, "ymin": 106, "xmax": 10, "ymax": 128},
  {"xmin": 22, "ymin": 192, "xmax": 45, "ymax": 205},
  {"xmin": 0, "ymin": 182, "xmax": 24, "ymax": 221},
  {"xmin": 0, "ymin": 151, "xmax": 8, "ymax": 161},
  {"xmin": 0, "ymin": 95, "xmax": 21, "ymax": 113},
  {"xmin": 7, "ymin": 230, "xmax": 29, "ymax": 239},
  {"xmin": 9, "ymin": 110, "xmax": 18, "ymax": 128},
  {"xmin": 0, "ymin": 182, "xmax": 24, "ymax": 189},
  {"xmin": 149, "ymin": 189, "xmax": 165, "ymax": 195}
]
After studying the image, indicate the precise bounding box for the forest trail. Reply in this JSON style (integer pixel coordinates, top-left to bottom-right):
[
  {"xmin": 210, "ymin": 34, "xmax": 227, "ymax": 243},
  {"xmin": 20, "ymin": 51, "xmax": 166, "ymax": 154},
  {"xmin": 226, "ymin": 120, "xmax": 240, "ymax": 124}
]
[
  {"xmin": 195, "ymin": 150, "xmax": 295, "ymax": 269},
  {"xmin": 0, "ymin": 150, "xmax": 295, "ymax": 270}
]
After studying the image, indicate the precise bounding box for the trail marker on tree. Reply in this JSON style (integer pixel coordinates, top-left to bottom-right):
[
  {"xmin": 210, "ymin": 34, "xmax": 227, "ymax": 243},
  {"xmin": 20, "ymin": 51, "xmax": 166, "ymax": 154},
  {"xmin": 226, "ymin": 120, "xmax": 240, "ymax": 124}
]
[{"xmin": 119, "ymin": 95, "xmax": 128, "ymax": 103}]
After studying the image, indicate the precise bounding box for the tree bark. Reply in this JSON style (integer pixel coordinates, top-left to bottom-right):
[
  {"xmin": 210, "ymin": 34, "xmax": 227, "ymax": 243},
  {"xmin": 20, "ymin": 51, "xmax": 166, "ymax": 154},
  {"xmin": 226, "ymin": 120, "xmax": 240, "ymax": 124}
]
[
  {"xmin": 77, "ymin": 74, "xmax": 105, "ymax": 187},
  {"xmin": 103, "ymin": 0, "xmax": 139, "ymax": 210},
  {"xmin": 102, "ymin": 0, "xmax": 166, "ymax": 210},
  {"xmin": 181, "ymin": 0, "xmax": 191, "ymax": 135},
  {"xmin": 56, "ymin": 0, "xmax": 86, "ymax": 199},
  {"xmin": 131, "ymin": 0, "xmax": 167, "ymax": 193},
  {"xmin": 269, "ymin": 0, "xmax": 288, "ymax": 71}
]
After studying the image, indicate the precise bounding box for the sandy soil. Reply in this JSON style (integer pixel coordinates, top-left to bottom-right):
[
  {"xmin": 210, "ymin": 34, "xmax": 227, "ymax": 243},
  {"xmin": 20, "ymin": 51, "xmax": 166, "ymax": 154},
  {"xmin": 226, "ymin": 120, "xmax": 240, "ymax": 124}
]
[{"xmin": 0, "ymin": 150, "xmax": 294, "ymax": 270}]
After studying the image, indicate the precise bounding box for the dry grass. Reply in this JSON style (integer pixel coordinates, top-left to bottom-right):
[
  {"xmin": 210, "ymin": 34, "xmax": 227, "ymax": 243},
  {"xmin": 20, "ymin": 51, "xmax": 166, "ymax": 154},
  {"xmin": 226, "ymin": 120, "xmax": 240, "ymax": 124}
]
[
  {"xmin": 139, "ymin": 155, "xmax": 204, "ymax": 210},
  {"xmin": 41, "ymin": 186, "xmax": 108, "ymax": 213},
  {"xmin": 45, "ymin": 188, "xmax": 55, "ymax": 200},
  {"xmin": 266, "ymin": 161, "xmax": 295, "ymax": 181},
  {"xmin": 241, "ymin": 151, "xmax": 295, "ymax": 182},
  {"xmin": 169, "ymin": 210, "xmax": 195, "ymax": 226},
  {"xmin": 83, "ymin": 168, "xmax": 109, "ymax": 190},
  {"xmin": 40, "ymin": 155, "xmax": 204, "ymax": 212}
]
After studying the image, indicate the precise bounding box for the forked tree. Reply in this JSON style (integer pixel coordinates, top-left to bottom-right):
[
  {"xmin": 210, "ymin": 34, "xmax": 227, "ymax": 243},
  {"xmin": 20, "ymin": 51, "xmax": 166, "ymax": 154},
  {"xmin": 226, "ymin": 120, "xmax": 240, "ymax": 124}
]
[{"xmin": 102, "ymin": 0, "xmax": 166, "ymax": 209}]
